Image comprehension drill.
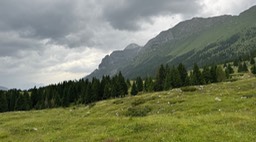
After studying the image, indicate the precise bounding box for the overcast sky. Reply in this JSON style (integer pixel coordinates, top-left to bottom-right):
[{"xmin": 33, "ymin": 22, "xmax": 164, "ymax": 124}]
[{"xmin": 0, "ymin": 0, "xmax": 256, "ymax": 89}]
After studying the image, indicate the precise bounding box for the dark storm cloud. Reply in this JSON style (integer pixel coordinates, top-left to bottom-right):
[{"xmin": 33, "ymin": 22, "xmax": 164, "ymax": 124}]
[
  {"xmin": 0, "ymin": 0, "xmax": 77, "ymax": 39},
  {"xmin": 102, "ymin": 0, "xmax": 202, "ymax": 30}
]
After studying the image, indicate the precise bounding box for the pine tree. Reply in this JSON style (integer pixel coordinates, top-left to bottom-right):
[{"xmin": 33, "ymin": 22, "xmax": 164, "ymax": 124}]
[
  {"xmin": 233, "ymin": 60, "xmax": 239, "ymax": 66},
  {"xmin": 210, "ymin": 65, "xmax": 217, "ymax": 83},
  {"xmin": 131, "ymin": 83, "xmax": 138, "ymax": 96},
  {"xmin": 243, "ymin": 62, "xmax": 248, "ymax": 72},
  {"xmin": 144, "ymin": 77, "xmax": 154, "ymax": 92},
  {"xmin": 171, "ymin": 66, "xmax": 182, "ymax": 88},
  {"xmin": 216, "ymin": 66, "xmax": 226, "ymax": 82},
  {"xmin": 178, "ymin": 63, "xmax": 188, "ymax": 86},
  {"xmin": 191, "ymin": 64, "xmax": 203, "ymax": 85},
  {"xmin": 116, "ymin": 72, "xmax": 128, "ymax": 97},
  {"xmin": 238, "ymin": 63, "xmax": 243, "ymax": 72},
  {"xmin": 103, "ymin": 83, "xmax": 112, "ymax": 99},
  {"xmin": 202, "ymin": 66, "xmax": 211, "ymax": 84},
  {"xmin": 225, "ymin": 64, "xmax": 234, "ymax": 79},
  {"xmin": 136, "ymin": 77, "xmax": 143, "ymax": 92},
  {"xmin": 250, "ymin": 57, "xmax": 255, "ymax": 65},
  {"xmin": 164, "ymin": 69, "xmax": 172, "ymax": 90},
  {"xmin": 0, "ymin": 91, "xmax": 8, "ymax": 112},
  {"xmin": 251, "ymin": 65, "xmax": 256, "ymax": 74},
  {"xmin": 154, "ymin": 64, "xmax": 166, "ymax": 91}
]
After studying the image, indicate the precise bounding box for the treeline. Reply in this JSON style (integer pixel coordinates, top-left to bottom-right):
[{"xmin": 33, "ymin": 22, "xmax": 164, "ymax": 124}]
[
  {"xmin": 0, "ymin": 72, "xmax": 128, "ymax": 113},
  {"xmin": 1, "ymin": 60, "xmax": 256, "ymax": 113},
  {"xmin": 131, "ymin": 60, "xmax": 256, "ymax": 95}
]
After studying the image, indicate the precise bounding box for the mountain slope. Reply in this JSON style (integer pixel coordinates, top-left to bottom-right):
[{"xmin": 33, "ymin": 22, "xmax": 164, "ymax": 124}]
[
  {"xmin": 86, "ymin": 6, "xmax": 256, "ymax": 79},
  {"xmin": 86, "ymin": 43, "xmax": 141, "ymax": 79},
  {"xmin": 1, "ymin": 76, "xmax": 256, "ymax": 141}
]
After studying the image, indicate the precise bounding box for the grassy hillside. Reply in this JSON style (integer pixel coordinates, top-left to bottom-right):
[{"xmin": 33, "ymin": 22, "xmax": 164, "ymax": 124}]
[{"xmin": 1, "ymin": 75, "xmax": 256, "ymax": 142}]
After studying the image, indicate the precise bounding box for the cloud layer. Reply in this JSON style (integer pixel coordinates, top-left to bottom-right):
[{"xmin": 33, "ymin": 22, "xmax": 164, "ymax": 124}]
[{"xmin": 0, "ymin": 0, "xmax": 255, "ymax": 89}]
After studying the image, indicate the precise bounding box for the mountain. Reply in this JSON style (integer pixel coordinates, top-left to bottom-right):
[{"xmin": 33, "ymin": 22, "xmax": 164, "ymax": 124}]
[
  {"xmin": 86, "ymin": 43, "xmax": 141, "ymax": 79},
  {"xmin": 0, "ymin": 86, "xmax": 8, "ymax": 91},
  {"xmin": 85, "ymin": 5, "xmax": 256, "ymax": 79}
]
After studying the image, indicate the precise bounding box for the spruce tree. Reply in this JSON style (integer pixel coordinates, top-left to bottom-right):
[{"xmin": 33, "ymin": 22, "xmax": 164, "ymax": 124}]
[
  {"xmin": 154, "ymin": 64, "xmax": 166, "ymax": 91},
  {"xmin": 210, "ymin": 65, "xmax": 217, "ymax": 83},
  {"xmin": 164, "ymin": 70, "xmax": 172, "ymax": 90},
  {"xmin": 136, "ymin": 77, "xmax": 143, "ymax": 92},
  {"xmin": 238, "ymin": 63, "xmax": 243, "ymax": 72},
  {"xmin": 144, "ymin": 77, "xmax": 154, "ymax": 92},
  {"xmin": 242, "ymin": 62, "xmax": 248, "ymax": 72},
  {"xmin": 191, "ymin": 64, "xmax": 203, "ymax": 85},
  {"xmin": 202, "ymin": 66, "xmax": 211, "ymax": 84},
  {"xmin": 233, "ymin": 60, "xmax": 239, "ymax": 66},
  {"xmin": 0, "ymin": 92, "xmax": 8, "ymax": 112},
  {"xmin": 131, "ymin": 83, "xmax": 138, "ymax": 96},
  {"xmin": 171, "ymin": 66, "xmax": 182, "ymax": 88},
  {"xmin": 178, "ymin": 63, "xmax": 188, "ymax": 86},
  {"xmin": 216, "ymin": 66, "xmax": 226, "ymax": 82},
  {"xmin": 250, "ymin": 58, "xmax": 255, "ymax": 65},
  {"xmin": 251, "ymin": 65, "xmax": 256, "ymax": 74}
]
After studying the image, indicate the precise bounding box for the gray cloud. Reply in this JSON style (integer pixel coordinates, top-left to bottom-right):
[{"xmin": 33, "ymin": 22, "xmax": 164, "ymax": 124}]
[
  {"xmin": 102, "ymin": 0, "xmax": 202, "ymax": 30},
  {"xmin": 0, "ymin": 0, "xmax": 255, "ymax": 89}
]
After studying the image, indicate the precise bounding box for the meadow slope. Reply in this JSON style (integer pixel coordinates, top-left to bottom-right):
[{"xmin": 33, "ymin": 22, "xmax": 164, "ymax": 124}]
[{"xmin": 0, "ymin": 76, "xmax": 256, "ymax": 142}]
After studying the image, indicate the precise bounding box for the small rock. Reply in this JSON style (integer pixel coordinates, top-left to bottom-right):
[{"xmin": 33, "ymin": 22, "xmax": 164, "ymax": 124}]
[
  {"xmin": 215, "ymin": 97, "xmax": 222, "ymax": 102},
  {"xmin": 33, "ymin": 128, "xmax": 38, "ymax": 131}
]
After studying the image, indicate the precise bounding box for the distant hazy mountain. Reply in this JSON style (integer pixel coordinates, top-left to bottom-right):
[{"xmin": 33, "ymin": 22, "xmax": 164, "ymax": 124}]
[
  {"xmin": 0, "ymin": 86, "xmax": 8, "ymax": 91},
  {"xmin": 85, "ymin": 5, "xmax": 256, "ymax": 79},
  {"xmin": 86, "ymin": 43, "xmax": 141, "ymax": 80}
]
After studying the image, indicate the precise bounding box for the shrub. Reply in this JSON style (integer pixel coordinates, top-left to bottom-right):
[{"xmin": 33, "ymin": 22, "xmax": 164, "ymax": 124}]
[
  {"xmin": 180, "ymin": 86, "xmax": 197, "ymax": 92},
  {"xmin": 125, "ymin": 106, "xmax": 152, "ymax": 117},
  {"xmin": 131, "ymin": 99, "xmax": 145, "ymax": 106},
  {"xmin": 88, "ymin": 103, "xmax": 96, "ymax": 109},
  {"xmin": 112, "ymin": 99, "xmax": 124, "ymax": 105}
]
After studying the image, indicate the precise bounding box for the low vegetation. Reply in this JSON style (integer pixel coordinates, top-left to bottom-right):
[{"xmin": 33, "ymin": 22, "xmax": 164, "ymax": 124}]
[{"xmin": 0, "ymin": 76, "xmax": 256, "ymax": 141}]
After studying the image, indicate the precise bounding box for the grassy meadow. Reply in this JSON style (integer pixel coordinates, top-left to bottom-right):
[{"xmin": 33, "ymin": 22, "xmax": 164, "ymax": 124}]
[{"xmin": 0, "ymin": 75, "xmax": 256, "ymax": 142}]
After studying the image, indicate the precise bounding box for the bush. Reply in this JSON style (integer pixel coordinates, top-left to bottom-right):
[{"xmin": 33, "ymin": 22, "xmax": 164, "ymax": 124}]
[
  {"xmin": 125, "ymin": 106, "xmax": 152, "ymax": 117},
  {"xmin": 131, "ymin": 99, "xmax": 145, "ymax": 106},
  {"xmin": 112, "ymin": 99, "xmax": 124, "ymax": 105},
  {"xmin": 180, "ymin": 86, "xmax": 197, "ymax": 92},
  {"xmin": 88, "ymin": 103, "xmax": 96, "ymax": 109}
]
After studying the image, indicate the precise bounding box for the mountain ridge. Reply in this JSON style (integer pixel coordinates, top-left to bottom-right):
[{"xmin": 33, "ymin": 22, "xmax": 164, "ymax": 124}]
[{"xmin": 85, "ymin": 5, "xmax": 256, "ymax": 79}]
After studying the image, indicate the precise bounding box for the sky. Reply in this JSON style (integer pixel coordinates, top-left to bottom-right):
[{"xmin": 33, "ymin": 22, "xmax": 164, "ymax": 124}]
[{"xmin": 0, "ymin": 0, "xmax": 256, "ymax": 89}]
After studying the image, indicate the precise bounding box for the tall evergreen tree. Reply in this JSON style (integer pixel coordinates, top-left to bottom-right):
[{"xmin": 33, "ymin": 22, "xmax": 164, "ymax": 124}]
[
  {"xmin": 210, "ymin": 65, "xmax": 217, "ymax": 83},
  {"xmin": 171, "ymin": 66, "xmax": 182, "ymax": 88},
  {"xmin": 243, "ymin": 62, "xmax": 248, "ymax": 72},
  {"xmin": 154, "ymin": 64, "xmax": 166, "ymax": 91},
  {"xmin": 164, "ymin": 69, "xmax": 172, "ymax": 90},
  {"xmin": 251, "ymin": 65, "xmax": 256, "ymax": 74},
  {"xmin": 144, "ymin": 77, "xmax": 154, "ymax": 92},
  {"xmin": 0, "ymin": 92, "xmax": 8, "ymax": 112},
  {"xmin": 233, "ymin": 60, "xmax": 239, "ymax": 66},
  {"xmin": 216, "ymin": 66, "xmax": 227, "ymax": 82},
  {"xmin": 202, "ymin": 66, "xmax": 211, "ymax": 84},
  {"xmin": 178, "ymin": 63, "xmax": 188, "ymax": 86},
  {"xmin": 238, "ymin": 62, "xmax": 244, "ymax": 72},
  {"xmin": 131, "ymin": 82, "xmax": 138, "ymax": 96},
  {"xmin": 136, "ymin": 77, "xmax": 143, "ymax": 92},
  {"xmin": 250, "ymin": 57, "xmax": 255, "ymax": 65},
  {"xmin": 191, "ymin": 64, "xmax": 203, "ymax": 85}
]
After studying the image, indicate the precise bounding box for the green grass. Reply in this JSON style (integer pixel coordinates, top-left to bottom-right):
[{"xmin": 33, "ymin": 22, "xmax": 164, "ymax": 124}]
[{"xmin": 1, "ymin": 76, "xmax": 256, "ymax": 141}]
